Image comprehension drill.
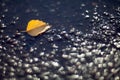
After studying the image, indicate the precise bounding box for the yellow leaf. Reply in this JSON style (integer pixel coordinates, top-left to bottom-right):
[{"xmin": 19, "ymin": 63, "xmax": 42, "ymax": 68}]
[{"xmin": 26, "ymin": 19, "xmax": 51, "ymax": 36}]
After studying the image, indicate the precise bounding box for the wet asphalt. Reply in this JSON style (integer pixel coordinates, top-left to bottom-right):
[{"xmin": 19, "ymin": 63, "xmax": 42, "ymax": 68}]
[{"xmin": 0, "ymin": 0, "xmax": 120, "ymax": 80}]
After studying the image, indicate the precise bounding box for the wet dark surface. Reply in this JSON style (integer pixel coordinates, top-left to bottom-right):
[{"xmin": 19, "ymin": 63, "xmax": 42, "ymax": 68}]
[{"xmin": 0, "ymin": 0, "xmax": 120, "ymax": 80}]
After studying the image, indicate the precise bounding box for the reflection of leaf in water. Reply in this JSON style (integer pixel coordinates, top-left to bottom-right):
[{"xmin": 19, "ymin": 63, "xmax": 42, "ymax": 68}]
[{"xmin": 26, "ymin": 20, "xmax": 51, "ymax": 36}]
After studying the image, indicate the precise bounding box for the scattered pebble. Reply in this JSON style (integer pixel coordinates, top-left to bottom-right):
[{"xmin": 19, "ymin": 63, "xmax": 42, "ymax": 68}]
[{"xmin": 51, "ymin": 61, "xmax": 60, "ymax": 67}]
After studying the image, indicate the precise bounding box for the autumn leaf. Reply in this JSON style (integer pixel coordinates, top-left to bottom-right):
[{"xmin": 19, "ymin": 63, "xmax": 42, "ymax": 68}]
[{"xmin": 26, "ymin": 19, "xmax": 51, "ymax": 36}]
